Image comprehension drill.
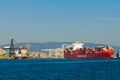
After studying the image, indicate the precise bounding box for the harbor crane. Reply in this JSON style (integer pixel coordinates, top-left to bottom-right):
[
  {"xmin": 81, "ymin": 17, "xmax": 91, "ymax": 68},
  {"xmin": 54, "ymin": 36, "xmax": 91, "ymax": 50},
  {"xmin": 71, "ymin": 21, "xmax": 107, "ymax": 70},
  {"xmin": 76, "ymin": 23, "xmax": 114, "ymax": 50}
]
[{"xmin": 3, "ymin": 39, "xmax": 19, "ymax": 57}]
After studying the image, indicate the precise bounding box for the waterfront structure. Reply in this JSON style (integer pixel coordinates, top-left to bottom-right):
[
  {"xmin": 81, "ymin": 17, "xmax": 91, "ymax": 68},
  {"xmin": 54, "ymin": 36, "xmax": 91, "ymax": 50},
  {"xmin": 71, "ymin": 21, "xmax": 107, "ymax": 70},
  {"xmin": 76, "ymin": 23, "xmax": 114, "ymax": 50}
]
[{"xmin": 42, "ymin": 44, "xmax": 67, "ymax": 58}]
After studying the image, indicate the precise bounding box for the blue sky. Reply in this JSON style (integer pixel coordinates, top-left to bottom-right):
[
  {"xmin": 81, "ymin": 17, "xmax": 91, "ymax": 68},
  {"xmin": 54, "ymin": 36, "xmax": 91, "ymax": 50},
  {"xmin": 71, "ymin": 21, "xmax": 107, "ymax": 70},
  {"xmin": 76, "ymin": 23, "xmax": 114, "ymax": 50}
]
[{"xmin": 0, "ymin": 0, "xmax": 120, "ymax": 46}]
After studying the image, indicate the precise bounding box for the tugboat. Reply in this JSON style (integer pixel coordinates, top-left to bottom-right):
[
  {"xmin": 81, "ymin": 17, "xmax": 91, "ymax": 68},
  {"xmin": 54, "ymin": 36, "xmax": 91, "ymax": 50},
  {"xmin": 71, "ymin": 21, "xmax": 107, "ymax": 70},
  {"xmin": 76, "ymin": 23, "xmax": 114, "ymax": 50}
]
[
  {"xmin": 14, "ymin": 45, "xmax": 31, "ymax": 60},
  {"xmin": 64, "ymin": 42, "xmax": 114, "ymax": 59}
]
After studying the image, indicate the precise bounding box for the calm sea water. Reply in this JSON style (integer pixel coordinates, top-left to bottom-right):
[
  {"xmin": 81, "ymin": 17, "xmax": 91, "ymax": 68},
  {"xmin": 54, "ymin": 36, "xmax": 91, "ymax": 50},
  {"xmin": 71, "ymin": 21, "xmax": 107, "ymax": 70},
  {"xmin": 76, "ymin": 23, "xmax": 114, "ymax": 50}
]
[{"xmin": 0, "ymin": 59, "xmax": 120, "ymax": 80}]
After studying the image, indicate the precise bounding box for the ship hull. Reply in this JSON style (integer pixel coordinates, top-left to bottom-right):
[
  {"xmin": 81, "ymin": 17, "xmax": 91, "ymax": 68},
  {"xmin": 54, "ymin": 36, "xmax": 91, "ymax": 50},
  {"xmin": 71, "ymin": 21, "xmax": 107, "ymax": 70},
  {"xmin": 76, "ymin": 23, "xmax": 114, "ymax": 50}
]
[
  {"xmin": 64, "ymin": 52, "xmax": 111, "ymax": 59},
  {"xmin": 14, "ymin": 57, "xmax": 31, "ymax": 60}
]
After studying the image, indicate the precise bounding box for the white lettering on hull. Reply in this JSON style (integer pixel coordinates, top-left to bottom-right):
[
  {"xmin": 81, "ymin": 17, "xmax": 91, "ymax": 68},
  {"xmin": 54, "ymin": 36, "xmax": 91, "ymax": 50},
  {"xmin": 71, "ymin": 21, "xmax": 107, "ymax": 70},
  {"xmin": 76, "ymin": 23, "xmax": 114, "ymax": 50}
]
[{"xmin": 77, "ymin": 55, "xmax": 87, "ymax": 58}]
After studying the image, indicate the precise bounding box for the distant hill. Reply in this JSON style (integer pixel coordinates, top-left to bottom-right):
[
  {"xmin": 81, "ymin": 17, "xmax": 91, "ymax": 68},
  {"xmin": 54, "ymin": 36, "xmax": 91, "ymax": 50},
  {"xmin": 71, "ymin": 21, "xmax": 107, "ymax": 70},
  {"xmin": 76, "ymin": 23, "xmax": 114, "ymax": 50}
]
[{"xmin": 0, "ymin": 42, "xmax": 120, "ymax": 53}]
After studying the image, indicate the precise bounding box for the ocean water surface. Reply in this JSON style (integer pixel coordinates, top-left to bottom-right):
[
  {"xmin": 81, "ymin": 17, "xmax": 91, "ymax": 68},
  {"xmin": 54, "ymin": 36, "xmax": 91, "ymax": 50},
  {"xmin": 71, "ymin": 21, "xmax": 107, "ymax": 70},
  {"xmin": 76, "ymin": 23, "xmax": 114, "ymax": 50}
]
[{"xmin": 0, "ymin": 59, "xmax": 120, "ymax": 80}]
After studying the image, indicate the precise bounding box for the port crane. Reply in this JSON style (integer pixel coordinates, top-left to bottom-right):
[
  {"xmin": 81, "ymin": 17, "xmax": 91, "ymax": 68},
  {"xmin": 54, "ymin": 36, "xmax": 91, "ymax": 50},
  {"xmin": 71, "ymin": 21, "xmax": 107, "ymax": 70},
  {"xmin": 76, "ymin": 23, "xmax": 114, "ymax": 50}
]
[
  {"xmin": 3, "ymin": 39, "xmax": 19, "ymax": 57},
  {"xmin": 3, "ymin": 39, "xmax": 31, "ymax": 58}
]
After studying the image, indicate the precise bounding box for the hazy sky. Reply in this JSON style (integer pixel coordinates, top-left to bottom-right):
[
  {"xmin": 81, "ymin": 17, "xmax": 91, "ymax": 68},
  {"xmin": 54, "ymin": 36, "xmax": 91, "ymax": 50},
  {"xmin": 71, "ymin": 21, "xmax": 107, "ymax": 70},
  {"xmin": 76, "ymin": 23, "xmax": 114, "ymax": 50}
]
[{"xmin": 0, "ymin": 0, "xmax": 120, "ymax": 46}]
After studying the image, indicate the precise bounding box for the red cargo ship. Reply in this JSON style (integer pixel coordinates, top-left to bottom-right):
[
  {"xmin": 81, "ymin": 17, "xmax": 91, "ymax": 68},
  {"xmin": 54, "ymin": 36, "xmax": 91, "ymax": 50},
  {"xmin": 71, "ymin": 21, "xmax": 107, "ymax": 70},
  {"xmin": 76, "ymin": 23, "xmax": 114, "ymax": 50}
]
[{"xmin": 64, "ymin": 42, "xmax": 114, "ymax": 59}]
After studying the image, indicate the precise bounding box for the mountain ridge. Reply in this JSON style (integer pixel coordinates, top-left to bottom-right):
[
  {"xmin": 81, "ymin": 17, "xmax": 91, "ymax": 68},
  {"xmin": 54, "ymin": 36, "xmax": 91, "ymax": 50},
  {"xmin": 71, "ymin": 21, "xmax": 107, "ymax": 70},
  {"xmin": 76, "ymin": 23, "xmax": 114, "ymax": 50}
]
[{"xmin": 0, "ymin": 42, "xmax": 120, "ymax": 53}]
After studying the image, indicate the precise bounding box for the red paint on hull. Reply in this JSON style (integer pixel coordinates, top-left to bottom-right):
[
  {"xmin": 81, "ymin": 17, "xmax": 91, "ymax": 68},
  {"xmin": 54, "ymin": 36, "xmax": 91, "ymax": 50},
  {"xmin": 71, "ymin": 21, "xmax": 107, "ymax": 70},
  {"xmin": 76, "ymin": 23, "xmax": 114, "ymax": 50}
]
[
  {"xmin": 64, "ymin": 46, "xmax": 114, "ymax": 59},
  {"xmin": 64, "ymin": 52, "xmax": 111, "ymax": 59}
]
